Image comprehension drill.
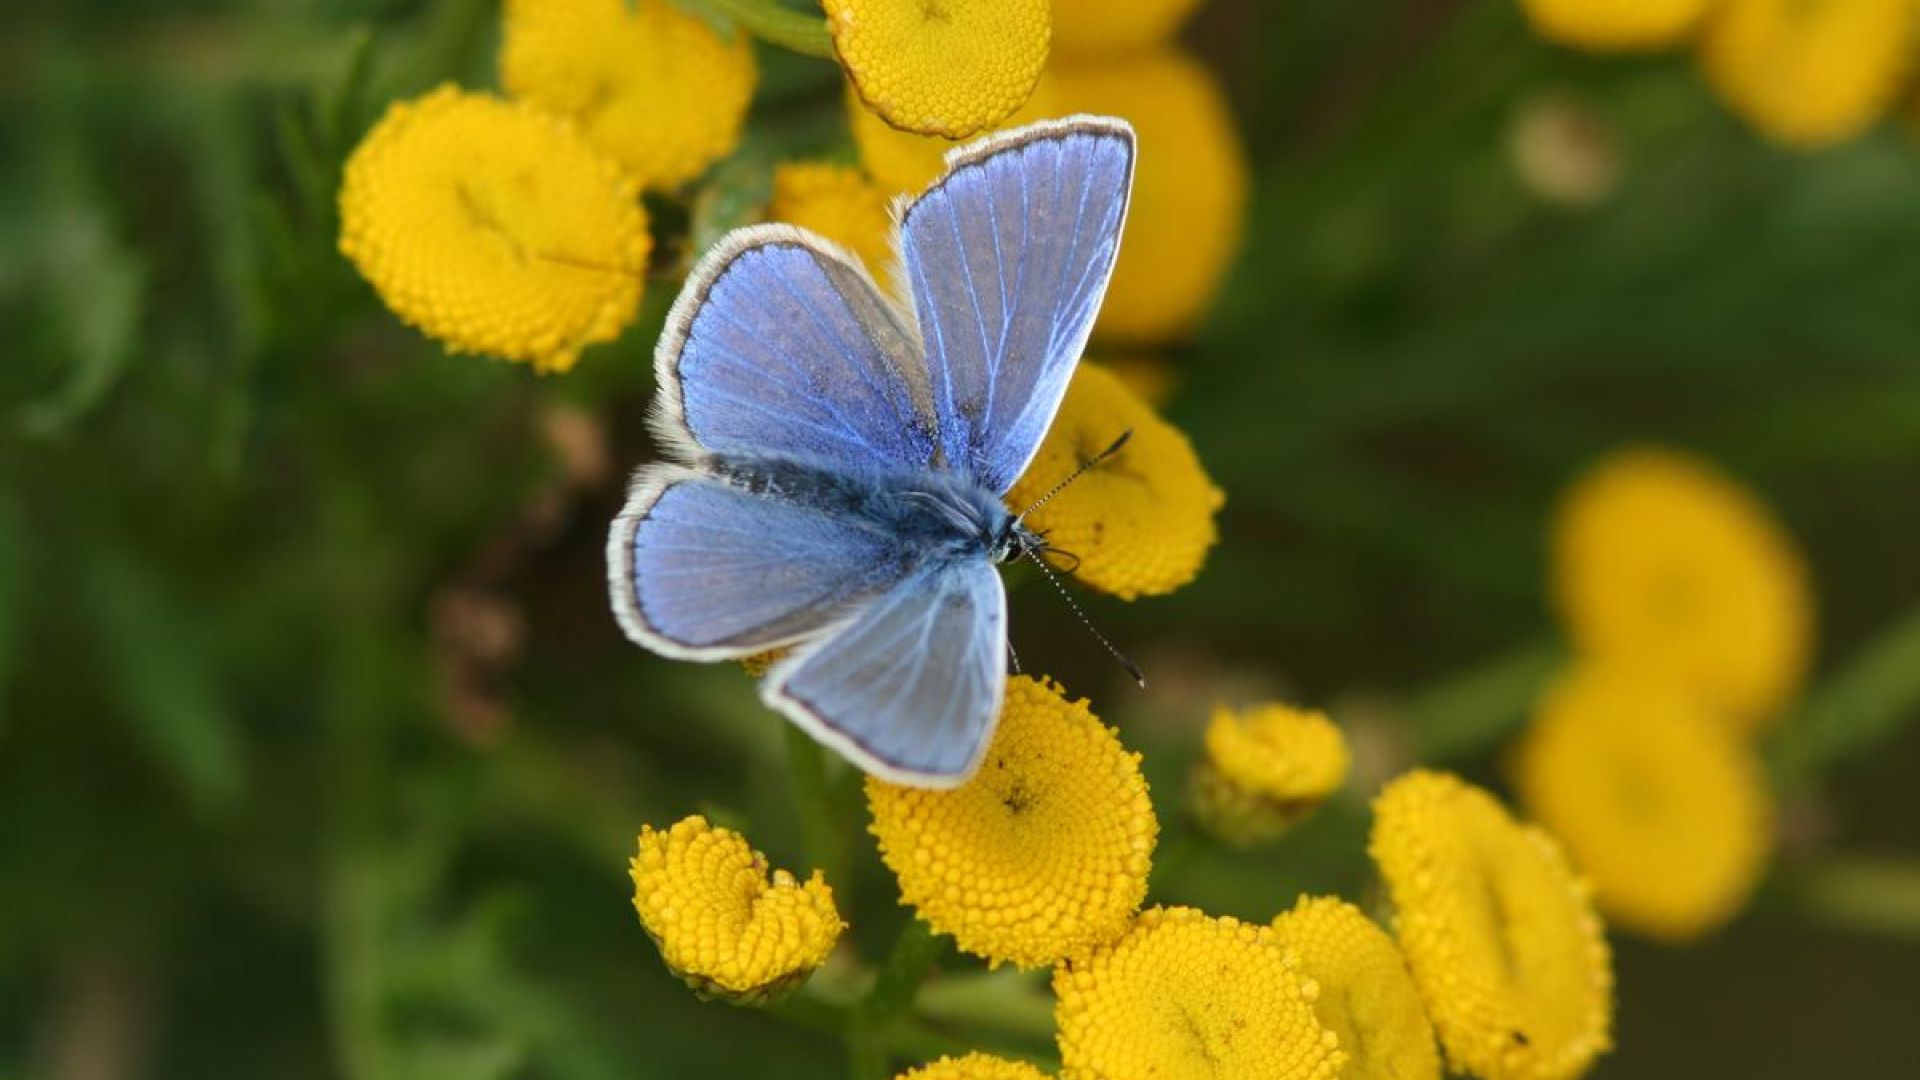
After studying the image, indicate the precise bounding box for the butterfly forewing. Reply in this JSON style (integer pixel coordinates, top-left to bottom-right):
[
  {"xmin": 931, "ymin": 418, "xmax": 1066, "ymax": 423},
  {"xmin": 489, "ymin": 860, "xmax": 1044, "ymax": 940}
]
[{"xmin": 900, "ymin": 117, "xmax": 1136, "ymax": 494}]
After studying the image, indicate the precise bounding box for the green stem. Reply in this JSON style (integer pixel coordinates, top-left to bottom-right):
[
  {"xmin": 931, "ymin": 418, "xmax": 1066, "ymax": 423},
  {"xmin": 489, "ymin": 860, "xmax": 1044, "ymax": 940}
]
[
  {"xmin": 848, "ymin": 918, "xmax": 948, "ymax": 1079},
  {"xmin": 914, "ymin": 968, "xmax": 1055, "ymax": 1043},
  {"xmin": 1405, "ymin": 641, "xmax": 1562, "ymax": 762},
  {"xmin": 685, "ymin": 0, "xmax": 835, "ymax": 58},
  {"xmin": 1785, "ymin": 855, "xmax": 1920, "ymax": 939},
  {"xmin": 1770, "ymin": 607, "xmax": 1920, "ymax": 786},
  {"xmin": 785, "ymin": 725, "xmax": 849, "ymax": 896}
]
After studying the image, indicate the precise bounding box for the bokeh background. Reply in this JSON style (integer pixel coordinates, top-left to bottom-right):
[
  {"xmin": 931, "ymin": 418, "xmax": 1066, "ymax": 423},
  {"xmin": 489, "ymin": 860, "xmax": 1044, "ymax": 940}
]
[{"xmin": 4, "ymin": 0, "xmax": 1919, "ymax": 1077}]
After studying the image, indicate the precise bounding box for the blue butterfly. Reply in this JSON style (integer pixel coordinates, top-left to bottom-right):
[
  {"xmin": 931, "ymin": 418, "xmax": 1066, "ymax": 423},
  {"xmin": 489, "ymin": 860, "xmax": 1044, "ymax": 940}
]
[{"xmin": 608, "ymin": 116, "xmax": 1136, "ymax": 788}]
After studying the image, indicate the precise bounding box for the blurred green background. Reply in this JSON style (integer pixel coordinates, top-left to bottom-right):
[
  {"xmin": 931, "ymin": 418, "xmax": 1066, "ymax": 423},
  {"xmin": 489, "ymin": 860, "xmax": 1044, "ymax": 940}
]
[{"xmin": 3, "ymin": 1, "xmax": 1918, "ymax": 1077}]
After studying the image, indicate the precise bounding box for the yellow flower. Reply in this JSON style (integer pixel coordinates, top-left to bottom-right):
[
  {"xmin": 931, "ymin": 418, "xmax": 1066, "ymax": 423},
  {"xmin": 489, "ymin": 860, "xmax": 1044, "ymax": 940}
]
[
  {"xmin": 1272, "ymin": 896, "xmax": 1442, "ymax": 1080},
  {"xmin": 338, "ymin": 85, "xmax": 650, "ymax": 373},
  {"xmin": 1369, "ymin": 771, "xmax": 1612, "ymax": 1080},
  {"xmin": 766, "ymin": 162, "xmax": 897, "ymax": 292},
  {"xmin": 1053, "ymin": 906, "xmax": 1347, "ymax": 1080},
  {"xmin": 629, "ymin": 815, "xmax": 843, "ymax": 1002},
  {"xmin": 825, "ymin": 0, "xmax": 1051, "ymax": 138},
  {"xmin": 1552, "ymin": 445, "xmax": 1813, "ymax": 732},
  {"xmin": 865, "ymin": 676, "xmax": 1156, "ymax": 969},
  {"xmin": 500, "ymin": 0, "xmax": 756, "ymax": 188},
  {"xmin": 1191, "ymin": 703, "xmax": 1349, "ymax": 847},
  {"xmin": 1005, "ymin": 364, "xmax": 1224, "ymax": 600},
  {"xmin": 849, "ymin": 73, "xmax": 1064, "ymax": 197},
  {"xmin": 895, "ymin": 1053, "xmax": 1050, "ymax": 1080},
  {"xmin": 1051, "ymin": 0, "xmax": 1202, "ymax": 56},
  {"xmin": 1700, "ymin": 0, "xmax": 1916, "ymax": 148},
  {"xmin": 1513, "ymin": 664, "xmax": 1772, "ymax": 941},
  {"xmin": 1097, "ymin": 354, "xmax": 1179, "ymax": 407},
  {"xmin": 1050, "ymin": 48, "xmax": 1249, "ymax": 345},
  {"xmin": 1519, "ymin": 0, "xmax": 1711, "ymax": 50}
]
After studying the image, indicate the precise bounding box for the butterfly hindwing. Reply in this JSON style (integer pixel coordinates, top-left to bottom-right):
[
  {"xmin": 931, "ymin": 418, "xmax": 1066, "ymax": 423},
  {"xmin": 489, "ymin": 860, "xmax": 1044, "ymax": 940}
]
[
  {"xmin": 609, "ymin": 467, "xmax": 913, "ymax": 660},
  {"xmin": 655, "ymin": 225, "xmax": 937, "ymax": 469},
  {"xmin": 762, "ymin": 558, "xmax": 1007, "ymax": 787},
  {"xmin": 899, "ymin": 116, "xmax": 1136, "ymax": 494}
]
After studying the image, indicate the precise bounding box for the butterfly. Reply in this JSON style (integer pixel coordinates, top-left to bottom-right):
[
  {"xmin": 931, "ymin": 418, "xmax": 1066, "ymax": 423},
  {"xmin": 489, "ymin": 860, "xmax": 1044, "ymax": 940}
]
[{"xmin": 607, "ymin": 116, "xmax": 1136, "ymax": 788}]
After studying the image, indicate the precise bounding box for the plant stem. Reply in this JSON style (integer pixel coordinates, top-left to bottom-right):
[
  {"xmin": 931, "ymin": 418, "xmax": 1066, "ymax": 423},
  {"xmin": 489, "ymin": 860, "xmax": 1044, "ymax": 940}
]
[
  {"xmin": 785, "ymin": 724, "xmax": 848, "ymax": 895},
  {"xmin": 1770, "ymin": 606, "xmax": 1920, "ymax": 786},
  {"xmin": 847, "ymin": 918, "xmax": 948, "ymax": 1079},
  {"xmin": 686, "ymin": 0, "xmax": 835, "ymax": 57},
  {"xmin": 1786, "ymin": 855, "xmax": 1920, "ymax": 940},
  {"xmin": 1405, "ymin": 640, "xmax": 1561, "ymax": 762}
]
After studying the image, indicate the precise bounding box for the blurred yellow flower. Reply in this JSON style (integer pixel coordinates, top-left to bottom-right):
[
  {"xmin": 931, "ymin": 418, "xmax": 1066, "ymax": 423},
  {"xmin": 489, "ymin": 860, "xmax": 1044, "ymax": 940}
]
[
  {"xmin": 1272, "ymin": 896, "xmax": 1442, "ymax": 1080},
  {"xmin": 338, "ymin": 85, "xmax": 650, "ymax": 373},
  {"xmin": 1700, "ymin": 0, "xmax": 1916, "ymax": 148},
  {"xmin": 1005, "ymin": 364, "xmax": 1224, "ymax": 599},
  {"xmin": 629, "ymin": 815, "xmax": 843, "ymax": 1002},
  {"xmin": 1514, "ymin": 664, "xmax": 1772, "ymax": 940},
  {"xmin": 1051, "ymin": 0, "xmax": 1202, "ymax": 56},
  {"xmin": 1049, "ymin": 48, "xmax": 1249, "ymax": 345},
  {"xmin": 849, "ymin": 74, "xmax": 1063, "ymax": 197},
  {"xmin": 826, "ymin": 0, "xmax": 1049, "ymax": 139},
  {"xmin": 766, "ymin": 162, "xmax": 897, "ymax": 292},
  {"xmin": 1552, "ymin": 445, "xmax": 1812, "ymax": 731},
  {"xmin": 1369, "ymin": 770, "xmax": 1612, "ymax": 1080},
  {"xmin": 1097, "ymin": 354, "xmax": 1179, "ymax": 407},
  {"xmin": 865, "ymin": 676, "xmax": 1156, "ymax": 969},
  {"xmin": 895, "ymin": 1053, "xmax": 1050, "ymax": 1080},
  {"xmin": 1053, "ymin": 906, "xmax": 1346, "ymax": 1080},
  {"xmin": 1519, "ymin": 0, "xmax": 1711, "ymax": 50},
  {"xmin": 1191, "ymin": 702, "xmax": 1349, "ymax": 846},
  {"xmin": 500, "ymin": 0, "xmax": 756, "ymax": 188}
]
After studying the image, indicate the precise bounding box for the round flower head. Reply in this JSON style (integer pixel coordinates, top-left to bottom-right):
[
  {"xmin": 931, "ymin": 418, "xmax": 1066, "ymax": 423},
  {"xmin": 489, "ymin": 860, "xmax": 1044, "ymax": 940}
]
[
  {"xmin": 501, "ymin": 0, "xmax": 756, "ymax": 188},
  {"xmin": 1004, "ymin": 364, "xmax": 1224, "ymax": 600},
  {"xmin": 1369, "ymin": 771, "xmax": 1612, "ymax": 1080},
  {"xmin": 1049, "ymin": 48, "xmax": 1248, "ymax": 345},
  {"xmin": 629, "ymin": 815, "xmax": 843, "ymax": 1002},
  {"xmin": 1552, "ymin": 446, "xmax": 1812, "ymax": 731},
  {"xmin": 1700, "ymin": 0, "xmax": 1915, "ymax": 148},
  {"xmin": 1519, "ymin": 0, "xmax": 1711, "ymax": 50},
  {"xmin": 825, "ymin": 0, "xmax": 1050, "ymax": 138},
  {"xmin": 766, "ymin": 163, "xmax": 897, "ymax": 292},
  {"xmin": 338, "ymin": 86, "xmax": 650, "ymax": 373},
  {"xmin": 1514, "ymin": 664, "xmax": 1772, "ymax": 940},
  {"xmin": 1097, "ymin": 354, "xmax": 1178, "ymax": 407},
  {"xmin": 1190, "ymin": 703, "xmax": 1349, "ymax": 847},
  {"xmin": 849, "ymin": 73, "xmax": 1062, "ymax": 197},
  {"xmin": 1272, "ymin": 896, "xmax": 1442, "ymax": 1080},
  {"xmin": 865, "ymin": 676, "xmax": 1156, "ymax": 969},
  {"xmin": 895, "ymin": 1053, "xmax": 1050, "ymax": 1080},
  {"xmin": 1053, "ymin": 906, "xmax": 1346, "ymax": 1080},
  {"xmin": 1051, "ymin": 0, "xmax": 1201, "ymax": 56}
]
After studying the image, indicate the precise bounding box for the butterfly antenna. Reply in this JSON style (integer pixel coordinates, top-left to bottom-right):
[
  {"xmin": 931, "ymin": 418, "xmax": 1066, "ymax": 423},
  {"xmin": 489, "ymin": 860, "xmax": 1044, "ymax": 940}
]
[
  {"xmin": 1017, "ymin": 429, "xmax": 1133, "ymax": 520},
  {"xmin": 1020, "ymin": 536, "xmax": 1147, "ymax": 689}
]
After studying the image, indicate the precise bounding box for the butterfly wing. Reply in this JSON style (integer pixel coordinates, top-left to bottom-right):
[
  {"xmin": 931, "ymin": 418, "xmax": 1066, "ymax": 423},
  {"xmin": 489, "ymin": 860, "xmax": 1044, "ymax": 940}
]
[
  {"xmin": 762, "ymin": 558, "xmax": 1007, "ymax": 787},
  {"xmin": 609, "ymin": 467, "xmax": 912, "ymax": 661},
  {"xmin": 655, "ymin": 224, "xmax": 936, "ymax": 469},
  {"xmin": 899, "ymin": 116, "xmax": 1136, "ymax": 494}
]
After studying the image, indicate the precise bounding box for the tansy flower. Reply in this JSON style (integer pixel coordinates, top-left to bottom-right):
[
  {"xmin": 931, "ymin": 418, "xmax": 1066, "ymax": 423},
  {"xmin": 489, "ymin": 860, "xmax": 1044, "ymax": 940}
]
[
  {"xmin": 1552, "ymin": 445, "xmax": 1812, "ymax": 732},
  {"xmin": 1049, "ymin": 48, "xmax": 1249, "ymax": 345},
  {"xmin": 1051, "ymin": 0, "xmax": 1202, "ymax": 56},
  {"xmin": 338, "ymin": 85, "xmax": 650, "ymax": 373},
  {"xmin": 1190, "ymin": 702, "xmax": 1349, "ymax": 847},
  {"xmin": 865, "ymin": 676, "xmax": 1156, "ymax": 969},
  {"xmin": 1053, "ymin": 906, "xmax": 1347, "ymax": 1080},
  {"xmin": 500, "ymin": 0, "xmax": 756, "ymax": 188},
  {"xmin": 849, "ymin": 73, "xmax": 1063, "ymax": 197},
  {"xmin": 1519, "ymin": 0, "xmax": 1711, "ymax": 50},
  {"xmin": 825, "ymin": 0, "xmax": 1050, "ymax": 138},
  {"xmin": 1369, "ymin": 771, "xmax": 1612, "ymax": 1080},
  {"xmin": 1700, "ymin": 0, "xmax": 1916, "ymax": 148},
  {"xmin": 1272, "ymin": 896, "xmax": 1442, "ymax": 1080},
  {"xmin": 895, "ymin": 1053, "xmax": 1051, "ymax": 1080},
  {"xmin": 1004, "ymin": 364, "xmax": 1224, "ymax": 600},
  {"xmin": 1514, "ymin": 664, "xmax": 1772, "ymax": 941},
  {"xmin": 1098, "ymin": 355, "xmax": 1179, "ymax": 407},
  {"xmin": 766, "ymin": 162, "xmax": 897, "ymax": 292},
  {"xmin": 629, "ymin": 815, "xmax": 843, "ymax": 1002}
]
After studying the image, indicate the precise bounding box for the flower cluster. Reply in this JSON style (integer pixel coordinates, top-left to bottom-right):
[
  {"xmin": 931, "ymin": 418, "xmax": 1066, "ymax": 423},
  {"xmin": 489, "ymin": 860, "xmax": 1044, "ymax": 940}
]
[
  {"xmin": 1189, "ymin": 701, "xmax": 1349, "ymax": 847},
  {"xmin": 1520, "ymin": 0, "xmax": 1916, "ymax": 148},
  {"xmin": 1370, "ymin": 770, "xmax": 1613, "ymax": 1080},
  {"xmin": 1521, "ymin": 445, "xmax": 1807, "ymax": 938},
  {"xmin": 865, "ymin": 676, "xmax": 1157, "ymax": 969},
  {"xmin": 628, "ymin": 815, "xmax": 843, "ymax": 1002}
]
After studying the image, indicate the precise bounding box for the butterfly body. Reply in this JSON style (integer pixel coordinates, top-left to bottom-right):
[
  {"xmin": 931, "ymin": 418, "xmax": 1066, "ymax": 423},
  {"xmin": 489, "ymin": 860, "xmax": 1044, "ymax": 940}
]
[{"xmin": 610, "ymin": 117, "xmax": 1136, "ymax": 787}]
